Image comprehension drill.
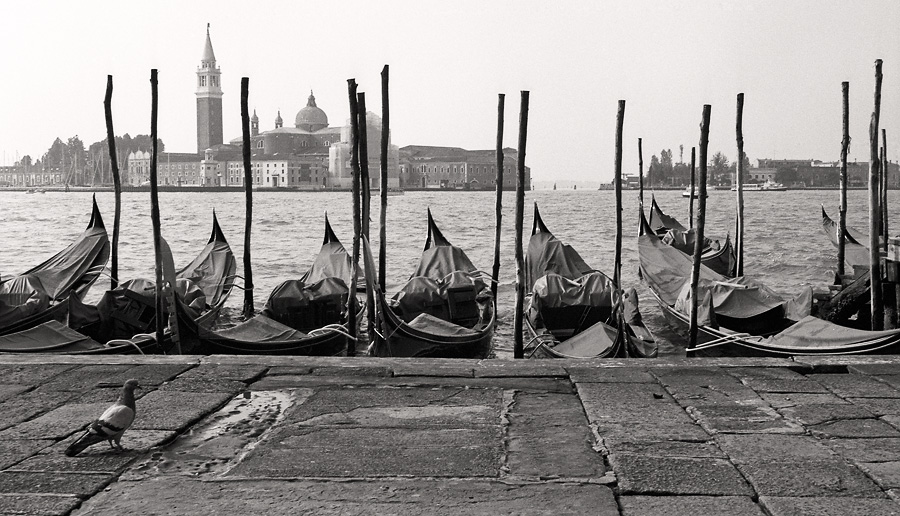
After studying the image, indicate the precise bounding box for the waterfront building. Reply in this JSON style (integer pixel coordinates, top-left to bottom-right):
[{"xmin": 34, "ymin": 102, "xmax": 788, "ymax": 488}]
[
  {"xmin": 196, "ymin": 24, "xmax": 223, "ymax": 154},
  {"xmin": 398, "ymin": 146, "xmax": 528, "ymax": 190}
]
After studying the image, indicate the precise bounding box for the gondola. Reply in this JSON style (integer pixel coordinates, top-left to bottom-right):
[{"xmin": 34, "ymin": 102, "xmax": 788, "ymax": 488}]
[
  {"xmin": 821, "ymin": 206, "xmax": 871, "ymax": 272},
  {"xmin": 0, "ymin": 212, "xmax": 237, "ymax": 354},
  {"xmin": 523, "ymin": 203, "xmax": 656, "ymax": 358},
  {"xmin": 186, "ymin": 215, "xmax": 356, "ymax": 356},
  {"xmin": 638, "ymin": 209, "xmax": 900, "ymax": 357},
  {"xmin": 0, "ymin": 196, "xmax": 110, "ymax": 336},
  {"xmin": 647, "ymin": 196, "xmax": 735, "ymax": 277},
  {"xmin": 365, "ymin": 209, "xmax": 495, "ymax": 358}
]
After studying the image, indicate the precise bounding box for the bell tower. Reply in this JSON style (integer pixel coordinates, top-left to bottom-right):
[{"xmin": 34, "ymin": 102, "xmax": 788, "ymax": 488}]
[{"xmin": 196, "ymin": 24, "xmax": 223, "ymax": 153}]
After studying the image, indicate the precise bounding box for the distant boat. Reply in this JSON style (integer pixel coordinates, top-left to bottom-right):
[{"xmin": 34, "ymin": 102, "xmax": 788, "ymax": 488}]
[
  {"xmin": 681, "ymin": 186, "xmax": 708, "ymax": 198},
  {"xmin": 731, "ymin": 180, "xmax": 787, "ymax": 192}
]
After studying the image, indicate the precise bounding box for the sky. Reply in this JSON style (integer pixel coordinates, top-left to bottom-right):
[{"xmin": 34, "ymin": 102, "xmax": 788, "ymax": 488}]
[{"xmin": 0, "ymin": 0, "xmax": 897, "ymax": 183}]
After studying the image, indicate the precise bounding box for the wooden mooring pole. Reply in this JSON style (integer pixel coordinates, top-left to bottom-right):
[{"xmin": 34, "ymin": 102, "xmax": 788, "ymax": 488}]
[
  {"xmin": 689, "ymin": 147, "xmax": 696, "ymax": 229},
  {"xmin": 638, "ymin": 137, "xmax": 644, "ymax": 207},
  {"xmin": 103, "ymin": 75, "xmax": 121, "ymax": 289},
  {"xmin": 149, "ymin": 69, "xmax": 165, "ymax": 349},
  {"xmin": 379, "ymin": 65, "xmax": 389, "ymax": 293},
  {"xmin": 357, "ymin": 92, "xmax": 374, "ymax": 345},
  {"xmin": 347, "ymin": 79, "xmax": 361, "ymax": 355},
  {"xmin": 491, "ymin": 93, "xmax": 505, "ymax": 301},
  {"xmin": 241, "ymin": 77, "xmax": 255, "ymax": 320},
  {"xmin": 735, "ymin": 93, "xmax": 745, "ymax": 277},
  {"xmin": 838, "ymin": 81, "xmax": 850, "ymax": 277},
  {"xmin": 358, "ymin": 93, "xmax": 371, "ymax": 241},
  {"xmin": 614, "ymin": 101, "xmax": 625, "ymax": 291},
  {"xmin": 869, "ymin": 59, "xmax": 884, "ymax": 331},
  {"xmin": 690, "ymin": 105, "xmax": 712, "ymax": 349},
  {"xmin": 882, "ymin": 129, "xmax": 889, "ymax": 246},
  {"xmin": 513, "ymin": 91, "xmax": 529, "ymax": 359}
]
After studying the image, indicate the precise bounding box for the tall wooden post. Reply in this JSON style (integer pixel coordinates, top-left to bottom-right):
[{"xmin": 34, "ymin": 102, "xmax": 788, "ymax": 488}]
[
  {"xmin": 357, "ymin": 92, "xmax": 374, "ymax": 345},
  {"xmin": 358, "ymin": 93, "xmax": 371, "ymax": 240},
  {"xmin": 103, "ymin": 75, "xmax": 121, "ymax": 289},
  {"xmin": 690, "ymin": 105, "xmax": 712, "ymax": 349},
  {"xmin": 149, "ymin": 69, "xmax": 165, "ymax": 349},
  {"xmin": 491, "ymin": 93, "xmax": 505, "ymax": 301},
  {"xmin": 838, "ymin": 82, "xmax": 850, "ymax": 276},
  {"xmin": 513, "ymin": 91, "xmax": 529, "ymax": 359},
  {"xmin": 689, "ymin": 147, "xmax": 696, "ymax": 229},
  {"xmin": 882, "ymin": 129, "xmax": 889, "ymax": 245},
  {"xmin": 241, "ymin": 77, "xmax": 254, "ymax": 320},
  {"xmin": 735, "ymin": 93, "xmax": 745, "ymax": 277},
  {"xmin": 638, "ymin": 138, "xmax": 644, "ymax": 207},
  {"xmin": 379, "ymin": 65, "xmax": 389, "ymax": 293},
  {"xmin": 614, "ymin": 101, "xmax": 625, "ymax": 291},
  {"xmin": 347, "ymin": 79, "xmax": 361, "ymax": 354},
  {"xmin": 869, "ymin": 59, "xmax": 884, "ymax": 331}
]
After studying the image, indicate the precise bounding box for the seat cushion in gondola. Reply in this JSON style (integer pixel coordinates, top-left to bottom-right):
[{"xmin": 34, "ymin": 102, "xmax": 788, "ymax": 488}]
[
  {"xmin": 0, "ymin": 274, "xmax": 52, "ymax": 328},
  {"xmin": 263, "ymin": 277, "xmax": 348, "ymax": 332}
]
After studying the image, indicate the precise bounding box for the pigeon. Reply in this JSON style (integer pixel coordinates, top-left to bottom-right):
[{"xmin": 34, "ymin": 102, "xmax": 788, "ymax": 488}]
[{"xmin": 65, "ymin": 379, "xmax": 140, "ymax": 457}]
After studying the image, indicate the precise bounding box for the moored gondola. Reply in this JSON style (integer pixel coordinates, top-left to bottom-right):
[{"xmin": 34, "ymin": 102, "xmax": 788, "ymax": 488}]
[
  {"xmin": 365, "ymin": 209, "xmax": 495, "ymax": 358},
  {"xmin": 648, "ymin": 196, "xmax": 735, "ymax": 277},
  {"xmin": 186, "ymin": 214, "xmax": 356, "ymax": 355},
  {"xmin": 524, "ymin": 203, "xmax": 656, "ymax": 358},
  {"xmin": 0, "ymin": 196, "xmax": 110, "ymax": 336},
  {"xmin": 0, "ymin": 212, "xmax": 236, "ymax": 354},
  {"xmin": 638, "ymin": 208, "xmax": 900, "ymax": 357},
  {"xmin": 821, "ymin": 205, "xmax": 870, "ymax": 272}
]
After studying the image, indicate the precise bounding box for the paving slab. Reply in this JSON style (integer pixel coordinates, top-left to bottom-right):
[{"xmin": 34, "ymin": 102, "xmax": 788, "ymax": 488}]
[
  {"xmin": 0, "ymin": 390, "xmax": 80, "ymax": 431},
  {"xmin": 0, "ymin": 471, "xmax": 112, "ymax": 496},
  {"xmin": 602, "ymin": 436, "xmax": 725, "ymax": 458},
  {"xmin": 0, "ymin": 402, "xmax": 109, "ymax": 441},
  {"xmin": 759, "ymin": 496, "xmax": 900, "ymax": 515},
  {"xmin": 175, "ymin": 363, "xmax": 268, "ymax": 382},
  {"xmin": 12, "ymin": 447, "xmax": 137, "ymax": 474},
  {"xmin": 687, "ymin": 404, "xmax": 803, "ymax": 434},
  {"xmin": 851, "ymin": 399, "xmax": 900, "ymax": 416},
  {"xmin": 0, "ymin": 364, "xmax": 78, "ymax": 384},
  {"xmin": 808, "ymin": 418, "xmax": 900, "ymax": 438},
  {"xmin": 131, "ymin": 390, "xmax": 235, "ymax": 431},
  {"xmin": 506, "ymin": 391, "xmax": 605, "ymax": 479},
  {"xmin": 739, "ymin": 378, "xmax": 831, "ymax": 393},
  {"xmin": 827, "ymin": 438, "xmax": 900, "ymax": 463},
  {"xmin": 0, "ymin": 439, "xmax": 54, "ymax": 470},
  {"xmin": 566, "ymin": 366, "xmax": 658, "ymax": 383},
  {"xmin": 808, "ymin": 373, "xmax": 900, "ymax": 398},
  {"xmin": 0, "ymin": 494, "xmax": 82, "ymax": 516},
  {"xmin": 859, "ymin": 462, "xmax": 900, "ymax": 489},
  {"xmin": 98, "ymin": 364, "xmax": 196, "ymax": 386},
  {"xmin": 794, "ymin": 356, "xmax": 900, "ymax": 373},
  {"xmin": 609, "ymin": 454, "xmax": 753, "ymax": 495},
  {"xmin": 32, "ymin": 365, "xmax": 135, "ymax": 392},
  {"xmin": 726, "ymin": 367, "xmax": 809, "ymax": 380},
  {"xmin": 619, "ymin": 495, "xmax": 766, "ymax": 516},
  {"xmin": 0, "ymin": 383, "xmax": 31, "ymax": 403},
  {"xmin": 758, "ymin": 391, "xmax": 850, "ymax": 408},
  {"xmin": 737, "ymin": 460, "xmax": 885, "ymax": 497},
  {"xmin": 250, "ymin": 373, "xmax": 574, "ymax": 392},
  {"xmin": 848, "ymin": 364, "xmax": 900, "ymax": 376},
  {"xmin": 74, "ymin": 477, "xmax": 619, "ymax": 516},
  {"xmin": 155, "ymin": 377, "xmax": 247, "ymax": 394},
  {"xmin": 715, "ymin": 434, "xmax": 838, "ymax": 463},
  {"xmin": 778, "ymin": 403, "xmax": 877, "ymax": 425}
]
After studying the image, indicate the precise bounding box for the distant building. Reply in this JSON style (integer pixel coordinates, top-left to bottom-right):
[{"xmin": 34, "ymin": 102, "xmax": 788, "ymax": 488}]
[
  {"xmin": 127, "ymin": 26, "xmax": 401, "ymax": 189},
  {"xmin": 398, "ymin": 146, "xmax": 528, "ymax": 190},
  {"xmin": 757, "ymin": 158, "xmax": 898, "ymax": 188}
]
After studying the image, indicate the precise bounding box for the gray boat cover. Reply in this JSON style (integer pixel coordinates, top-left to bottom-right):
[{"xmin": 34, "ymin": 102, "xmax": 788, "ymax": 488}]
[
  {"xmin": 265, "ymin": 277, "xmax": 349, "ymax": 314},
  {"xmin": 648, "ymin": 197, "xmax": 687, "ymax": 234},
  {"xmin": 822, "ymin": 207, "xmax": 871, "ymax": 271},
  {"xmin": 209, "ymin": 315, "xmax": 308, "ymax": 343},
  {"xmin": 4, "ymin": 212, "xmax": 109, "ymax": 302},
  {"xmin": 763, "ymin": 315, "xmax": 900, "ymax": 349},
  {"xmin": 393, "ymin": 270, "xmax": 488, "ymax": 324},
  {"xmin": 640, "ymin": 232, "xmax": 810, "ymax": 323},
  {"xmin": 410, "ymin": 244, "xmax": 479, "ymax": 280},
  {"xmin": 407, "ymin": 313, "xmax": 478, "ymax": 336},
  {"xmin": 177, "ymin": 239, "xmax": 236, "ymax": 308},
  {"xmin": 530, "ymin": 272, "xmax": 615, "ymax": 314},
  {"xmin": 548, "ymin": 319, "xmax": 618, "ymax": 358},
  {"xmin": 0, "ymin": 320, "xmax": 102, "ymax": 352},
  {"xmin": 0, "ymin": 276, "xmax": 50, "ymax": 326},
  {"xmin": 299, "ymin": 240, "xmax": 353, "ymax": 285},
  {"xmin": 526, "ymin": 230, "xmax": 596, "ymax": 291}
]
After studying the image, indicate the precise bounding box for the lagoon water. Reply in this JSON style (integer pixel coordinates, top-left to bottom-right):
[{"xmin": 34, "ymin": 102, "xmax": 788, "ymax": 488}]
[{"xmin": 1, "ymin": 188, "xmax": 895, "ymax": 358}]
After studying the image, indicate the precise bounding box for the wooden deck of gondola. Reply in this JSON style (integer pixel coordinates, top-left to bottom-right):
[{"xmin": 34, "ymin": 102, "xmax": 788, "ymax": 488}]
[{"xmin": 4, "ymin": 353, "xmax": 900, "ymax": 515}]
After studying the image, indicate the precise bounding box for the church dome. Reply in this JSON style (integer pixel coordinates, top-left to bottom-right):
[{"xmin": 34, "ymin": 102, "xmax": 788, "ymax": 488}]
[{"xmin": 295, "ymin": 91, "xmax": 328, "ymax": 131}]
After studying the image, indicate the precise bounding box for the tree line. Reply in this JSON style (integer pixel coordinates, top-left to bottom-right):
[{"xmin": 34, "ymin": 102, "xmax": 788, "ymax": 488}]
[
  {"xmin": 13, "ymin": 134, "xmax": 165, "ymax": 186},
  {"xmin": 644, "ymin": 148, "xmax": 751, "ymax": 187}
]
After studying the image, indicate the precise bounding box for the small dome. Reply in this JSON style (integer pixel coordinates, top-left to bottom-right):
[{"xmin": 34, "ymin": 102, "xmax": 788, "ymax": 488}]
[
  {"xmin": 251, "ymin": 109, "xmax": 259, "ymax": 122},
  {"xmin": 295, "ymin": 91, "xmax": 328, "ymax": 131},
  {"xmin": 275, "ymin": 110, "xmax": 283, "ymax": 125}
]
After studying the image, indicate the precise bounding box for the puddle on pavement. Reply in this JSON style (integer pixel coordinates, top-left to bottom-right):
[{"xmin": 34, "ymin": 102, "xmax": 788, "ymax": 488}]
[{"xmin": 128, "ymin": 389, "xmax": 307, "ymax": 478}]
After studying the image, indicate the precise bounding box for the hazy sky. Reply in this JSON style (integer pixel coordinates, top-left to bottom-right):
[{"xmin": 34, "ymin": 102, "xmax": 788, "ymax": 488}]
[{"xmin": 1, "ymin": 0, "xmax": 897, "ymax": 182}]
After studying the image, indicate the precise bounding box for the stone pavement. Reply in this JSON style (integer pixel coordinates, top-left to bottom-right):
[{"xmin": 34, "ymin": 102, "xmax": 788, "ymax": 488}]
[{"xmin": 2, "ymin": 355, "xmax": 900, "ymax": 515}]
